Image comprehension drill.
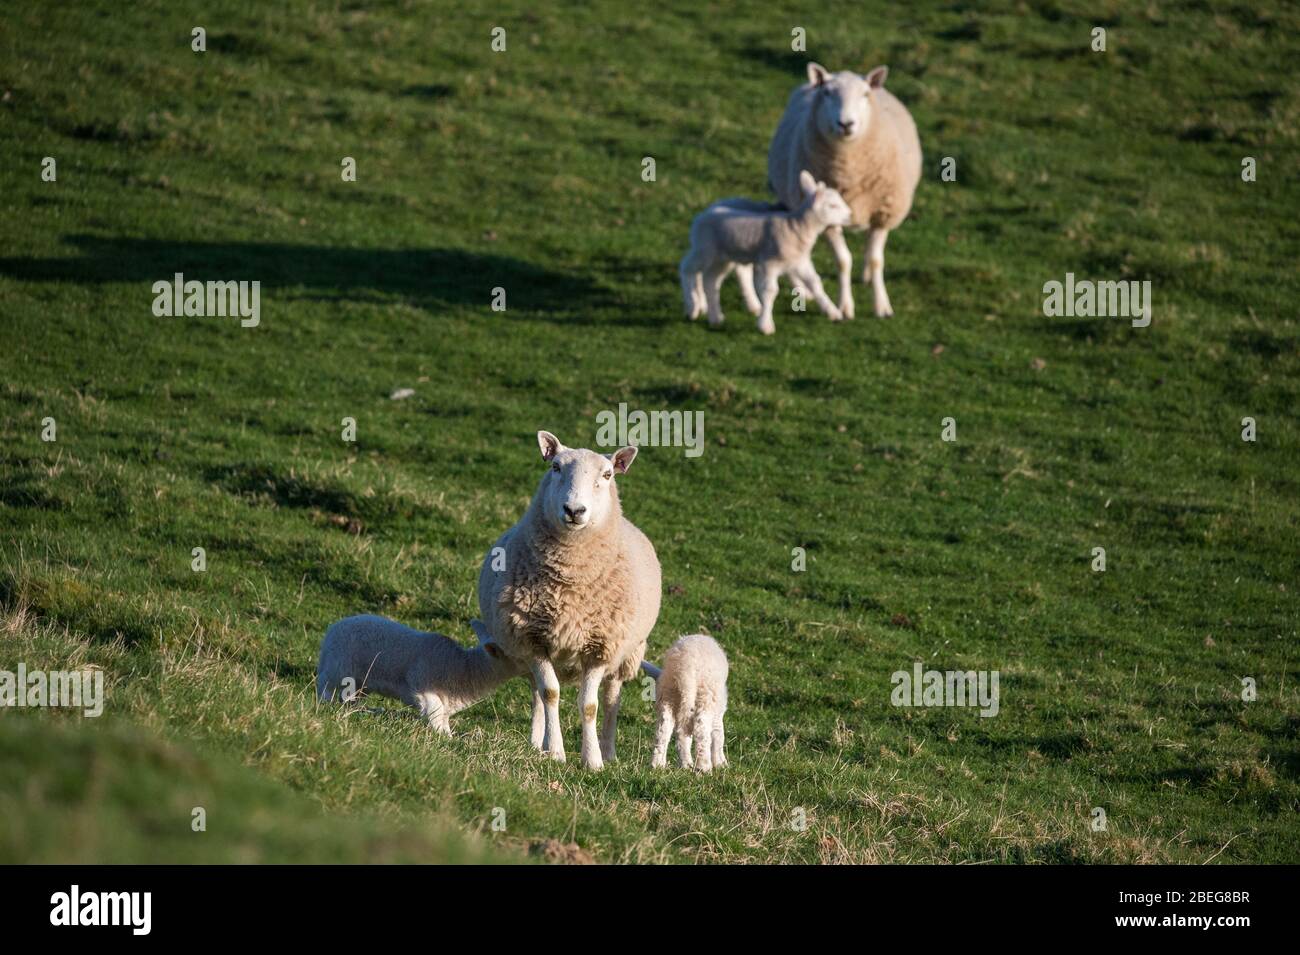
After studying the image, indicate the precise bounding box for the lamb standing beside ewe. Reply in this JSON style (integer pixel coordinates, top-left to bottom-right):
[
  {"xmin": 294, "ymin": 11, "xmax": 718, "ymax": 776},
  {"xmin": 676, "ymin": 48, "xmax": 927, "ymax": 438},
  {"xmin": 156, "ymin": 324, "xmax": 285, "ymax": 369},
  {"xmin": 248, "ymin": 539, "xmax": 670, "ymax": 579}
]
[
  {"xmin": 680, "ymin": 170, "xmax": 853, "ymax": 335},
  {"xmin": 478, "ymin": 431, "xmax": 662, "ymax": 770},
  {"xmin": 316, "ymin": 615, "xmax": 523, "ymax": 734},
  {"xmin": 642, "ymin": 633, "xmax": 729, "ymax": 772},
  {"xmin": 768, "ymin": 62, "xmax": 922, "ymax": 319}
]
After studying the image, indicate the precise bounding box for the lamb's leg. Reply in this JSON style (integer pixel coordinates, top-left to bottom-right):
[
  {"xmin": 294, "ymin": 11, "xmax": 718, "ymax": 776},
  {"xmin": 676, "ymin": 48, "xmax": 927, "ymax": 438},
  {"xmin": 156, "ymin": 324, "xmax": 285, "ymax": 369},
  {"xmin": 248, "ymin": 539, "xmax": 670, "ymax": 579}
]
[
  {"xmin": 651, "ymin": 705, "xmax": 674, "ymax": 769},
  {"xmin": 703, "ymin": 263, "xmax": 728, "ymax": 327},
  {"xmin": 692, "ymin": 711, "xmax": 714, "ymax": 772},
  {"xmin": 530, "ymin": 658, "xmax": 565, "ymax": 761},
  {"xmin": 791, "ymin": 259, "xmax": 842, "ymax": 321},
  {"xmin": 418, "ymin": 693, "xmax": 453, "ymax": 737},
  {"xmin": 675, "ymin": 721, "xmax": 693, "ymax": 769},
  {"xmin": 734, "ymin": 264, "xmax": 762, "ymax": 316},
  {"xmin": 679, "ymin": 254, "xmax": 703, "ymax": 320},
  {"xmin": 823, "ymin": 225, "xmax": 855, "ymax": 320},
  {"xmin": 528, "ymin": 675, "xmax": 545, "ymax": 750},
  {"xmin": 865, "ymin": 227, "xmax": 893, "ymax": 317},
  {"xmin": 598, "ymin": 676, "xmax": 622, "ymax": 762},
  {"xmin": 578, "ymin": 665, "xmax": 607, "ymax": 770},
  {"xmin": 755, "ymin": 262, "xmax": 780, "ymax": 336},
  {"xmin": 712, "ymin": 713, "xmax": 727, "ymax": 768}
]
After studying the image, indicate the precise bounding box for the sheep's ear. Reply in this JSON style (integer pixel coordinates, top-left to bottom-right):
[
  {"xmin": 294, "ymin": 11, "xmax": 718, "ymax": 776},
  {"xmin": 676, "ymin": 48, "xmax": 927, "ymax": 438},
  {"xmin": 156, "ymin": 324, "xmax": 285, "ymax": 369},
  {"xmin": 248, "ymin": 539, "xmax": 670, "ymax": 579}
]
[
  {"xmin": 806, "ymin": 62, "xmax": 830, "ymax": 86},
  {"xmin": 798, "ymin": 169, "xmax": 817, "ymax": 198},
  {"xmin": 865, "ymin": 65, "xmax": 888, "ymax": 89},
  {"xmin": 483, "ymin": 641, "xmax": 505, "ymax": 659},
  {"xmin": 537, "ymin": 430, "xmax": 564, "ymax": 462},
  {"xmin": 469, "ymin": 619, "xmax": 491, "ymax": 644},
  {"xmin": 611, "ymin": 446, "xmax": 638, "ymax": 474}
]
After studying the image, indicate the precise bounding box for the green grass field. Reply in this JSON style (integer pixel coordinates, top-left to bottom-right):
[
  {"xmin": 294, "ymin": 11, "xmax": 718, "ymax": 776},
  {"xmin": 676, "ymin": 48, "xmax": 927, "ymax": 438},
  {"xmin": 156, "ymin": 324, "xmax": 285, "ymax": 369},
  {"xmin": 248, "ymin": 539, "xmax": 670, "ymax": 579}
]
[{"xmin": 1, "ymin": 0, "xmax": 1297, "ymax": 864}]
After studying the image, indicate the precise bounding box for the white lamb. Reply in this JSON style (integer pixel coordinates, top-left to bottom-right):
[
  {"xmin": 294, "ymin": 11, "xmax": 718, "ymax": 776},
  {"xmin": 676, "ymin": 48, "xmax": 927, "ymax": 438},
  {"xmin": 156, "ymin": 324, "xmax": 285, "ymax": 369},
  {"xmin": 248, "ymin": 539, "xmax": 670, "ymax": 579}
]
[
  {"xmin": 642, "ymin": 633, "xmax": 729, "ymax": 772},
  {"xmin": 680, "ymin": 170, "xmax": 853, "ymax": 335},
  {"xmin": 316, "ymin": 614, "xmax": 523, "ymax": 734}
]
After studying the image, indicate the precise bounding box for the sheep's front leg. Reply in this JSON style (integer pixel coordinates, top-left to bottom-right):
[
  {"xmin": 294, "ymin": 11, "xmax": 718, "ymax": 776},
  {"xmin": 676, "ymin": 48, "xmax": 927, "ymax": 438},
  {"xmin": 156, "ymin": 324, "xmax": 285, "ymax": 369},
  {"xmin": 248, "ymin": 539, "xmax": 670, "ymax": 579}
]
[
  {"xmin": 823, "ymin": 225, "xmax": 855, "ymax": 320},
  {"xmin": 578, "ymin": 665, "xmax": 607, "ymax": 770},
  {"xmin": 598, "ymin": 676, "xmax": 622, "ymax": 763},
  {"xmin": 712, "ymin": 717, "xmax": 733, "ymax": 769},
  {"xmin": 651, "ymin": 705, "xmax": 674, "ymax": 769},
  {"xmin": 865, "ymin": 227, "xmax": 893, "ymax": 317},
  {"xmin": 755, "ymin": 262, "xmax": 780, "ymax": 336},
  {"xmin": 734, "ymin": 264, "xmax": 762, "ymax": 316},
  {"xmin": 530, "ymin": 658, "xmax": 565, "ymax": 762},
  {"xmin": 791, "ymin": 258, "xmax": 842, "ymax": 321},
  {"xmin": 418, "ymin": 693, "xmax": 453, "ymax": 737},
  {"xmin": 528, "ymin": 674, "xmax": 545, "ymax": 751}
]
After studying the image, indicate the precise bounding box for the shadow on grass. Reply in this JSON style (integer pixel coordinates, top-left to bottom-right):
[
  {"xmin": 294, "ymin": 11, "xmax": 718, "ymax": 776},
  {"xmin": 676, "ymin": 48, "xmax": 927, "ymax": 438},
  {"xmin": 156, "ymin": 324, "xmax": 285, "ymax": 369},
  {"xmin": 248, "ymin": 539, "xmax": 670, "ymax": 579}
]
[{"xmin": 0, "ymin": 235, "xmax": 633, "ymax": 321}]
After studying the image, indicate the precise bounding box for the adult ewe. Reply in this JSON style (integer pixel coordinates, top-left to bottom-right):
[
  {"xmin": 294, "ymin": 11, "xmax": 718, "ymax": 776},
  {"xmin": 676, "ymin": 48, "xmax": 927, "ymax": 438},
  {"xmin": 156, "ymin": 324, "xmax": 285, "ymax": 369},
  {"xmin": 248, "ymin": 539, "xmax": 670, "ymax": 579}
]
[
  {"xmin": 478, "ymin": 431, "xmax": 661, "ymax": 770},
  {"xmin": 768, "ymin": 62, "xmax": 921, "ymax": 318}
]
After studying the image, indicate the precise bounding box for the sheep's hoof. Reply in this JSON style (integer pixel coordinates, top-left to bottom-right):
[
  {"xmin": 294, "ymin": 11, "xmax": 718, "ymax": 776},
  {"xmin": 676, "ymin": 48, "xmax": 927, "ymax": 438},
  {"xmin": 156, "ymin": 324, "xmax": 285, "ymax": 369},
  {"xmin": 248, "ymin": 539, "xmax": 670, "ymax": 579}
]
[
  {"xmin": 875, "ymin": 306, "xmax": 894, "ymax": 318},
  {"xmin": 757, "ymin": 319, "xmax": 776, "ymax": 336},
  {"xmin": 841, "ymin": 301, "xmax": 855, "ymax": 320},
  {"xmin": 826, "ymin": 308, "xmax": 844, "ymax": 322}
]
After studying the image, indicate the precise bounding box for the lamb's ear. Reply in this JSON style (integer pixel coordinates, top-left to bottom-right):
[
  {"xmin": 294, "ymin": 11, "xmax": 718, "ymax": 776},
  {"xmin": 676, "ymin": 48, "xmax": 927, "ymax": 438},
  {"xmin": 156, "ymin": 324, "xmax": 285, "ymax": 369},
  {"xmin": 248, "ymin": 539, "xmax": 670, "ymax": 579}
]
[
  {"xmin": 483, "ymin": 641, "xmax": 505, "ymax": 659},
  {"xmin": 469, "ymin": 618, "xmax": 491, "ymax": 644},
  {"xmin": 537, "ymin": 430, "xmax": 564, "ymax": 462},
  {"xmin": 865, "ymin": 65, "xmax": 888, "ymax": 89},
  {"xmin": 798, "ymin": 169, "xmax": 817, "ymax": 198},
  {"xmin": 806, "ymin": 62, "xmax": 830, "ymax": 86},
  {"xmin": 611, "ymin": 446, "xmax": 638, "ymax": 475}
]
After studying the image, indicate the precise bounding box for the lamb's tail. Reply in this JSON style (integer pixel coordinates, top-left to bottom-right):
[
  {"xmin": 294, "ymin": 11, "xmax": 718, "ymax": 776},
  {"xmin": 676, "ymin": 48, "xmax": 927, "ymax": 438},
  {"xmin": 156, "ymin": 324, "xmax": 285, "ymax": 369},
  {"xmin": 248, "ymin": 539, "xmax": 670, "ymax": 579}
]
[{"xmin": 640, "ymin": 660, "xmax": 662, "ymax": 680}]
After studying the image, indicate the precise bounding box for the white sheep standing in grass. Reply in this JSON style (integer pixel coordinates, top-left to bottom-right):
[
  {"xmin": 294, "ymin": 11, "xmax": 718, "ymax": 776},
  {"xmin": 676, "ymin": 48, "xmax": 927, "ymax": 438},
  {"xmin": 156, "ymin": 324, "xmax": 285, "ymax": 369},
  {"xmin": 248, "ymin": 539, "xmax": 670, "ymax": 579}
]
[
  {"xmin": 478, "ymin": 431, "xmax": 662, "ymax": 770},
  {"xmin": 642, "ymin": 633, "xmax": 729, "ymax": 772},
  {"xmin": 680, "ymin": 170, "xmax": 853, "ymax": 335},
  {"xmin": 768, "ymin": 62, "xmax": 922, "ymax": 319},
  {"xmin": 316, "ymin": 615, "xmax": 523, "ymax": 734}
]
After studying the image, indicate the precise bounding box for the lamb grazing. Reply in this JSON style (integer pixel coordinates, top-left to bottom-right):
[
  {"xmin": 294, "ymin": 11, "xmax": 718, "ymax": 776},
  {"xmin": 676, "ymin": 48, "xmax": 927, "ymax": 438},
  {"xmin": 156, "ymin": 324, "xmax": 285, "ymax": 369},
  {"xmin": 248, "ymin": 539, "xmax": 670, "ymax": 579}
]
[
  {"xmin": 680, "ymin": 170, "xmax": 853, "ymax": 335},
  {"xmin": 316, "ymin": 615, "xmax": 524, "ymax": 734},
  {"xmin": 642, "ymin": 634, "xmax": 729, "ymax": 772},
  {"xmin": 477, "ymin": 431, "xmax": 662, "ymax": 770},
  {"xmin": 768, "ymin": 62, "xmax": 922, "ymax": 319}
]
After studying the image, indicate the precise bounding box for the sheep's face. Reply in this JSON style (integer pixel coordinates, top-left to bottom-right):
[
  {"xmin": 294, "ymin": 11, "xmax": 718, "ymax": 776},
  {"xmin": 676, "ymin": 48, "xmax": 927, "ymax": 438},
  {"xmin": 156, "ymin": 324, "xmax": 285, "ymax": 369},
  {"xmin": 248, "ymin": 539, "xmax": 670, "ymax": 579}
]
[
  {"xmin": 807, "ymin": 62, "xmax": 888, "ymax": 143},
  {"xmin": 535, "ymin": 431, "xmax": 637, "ymax": 535},
  {"xmin": 809, "ymin": 182, "xmax": 854, "ymax": 228}
]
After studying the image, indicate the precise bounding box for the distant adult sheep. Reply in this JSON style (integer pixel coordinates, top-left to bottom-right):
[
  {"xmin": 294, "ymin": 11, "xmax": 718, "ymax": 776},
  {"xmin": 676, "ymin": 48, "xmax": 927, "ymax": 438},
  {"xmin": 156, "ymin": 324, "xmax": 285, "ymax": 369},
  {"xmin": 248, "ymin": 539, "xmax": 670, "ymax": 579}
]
[
  {"xmin": 680, "ymin": 170, "xmax": 853, "ymax": 335},
  {"xmin": 316, "ymin": 615, "xmax": 522, "ymax": 734},
  {"xmin": 768, "ymin": 62, "xmax": 922, "ymax": 319},
  {"xmin": 477, "ymin": 431, "xmax": 662, "ymax": 770},
  {"xmin": 642, "ymin": 633, "xmax": 729, "ymax": 772}
]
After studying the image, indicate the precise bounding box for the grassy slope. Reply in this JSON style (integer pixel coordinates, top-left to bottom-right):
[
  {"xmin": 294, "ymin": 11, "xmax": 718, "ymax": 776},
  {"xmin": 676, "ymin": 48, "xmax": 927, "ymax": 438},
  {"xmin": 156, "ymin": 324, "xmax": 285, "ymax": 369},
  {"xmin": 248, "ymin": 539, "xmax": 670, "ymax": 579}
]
[{"xmin": 0, "ymin": 0, "xmax": 1297, "ymax": 863}]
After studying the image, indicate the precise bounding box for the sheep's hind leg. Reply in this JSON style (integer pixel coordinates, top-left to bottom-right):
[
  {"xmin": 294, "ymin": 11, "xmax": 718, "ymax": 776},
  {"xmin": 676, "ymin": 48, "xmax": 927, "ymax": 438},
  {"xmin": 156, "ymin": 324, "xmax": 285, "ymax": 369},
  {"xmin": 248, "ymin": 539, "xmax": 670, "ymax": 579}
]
[
  {"xmin": 598, "ymin": 676, "xmax": 622, "ymax": 763},
  {"xmin": 530, "ymin": 658, "xmax": 565, "ymax": 762},
  {"xmin": 578, "ymin": 665, "xmax": 607, "ymax": 770},
  {"xmin": 734, "ymin": 264, "xmax": 762, "ymax": 316},
  {"xmin": 675, "ymin": 721, "xmax": 693, "ymax": 769},
  {"xmin": 417, "ymin": 693, "xmax": 452, "ymax": 737},
  {"xmin": 651, "ymin": 705, "xmax": 674, "ymax": 769},
  {"xmin": 679, "ymin": 255, "xmax": 704, "ymax": 320},
  {"xmin": 711, "ymin": 713, "xmax": 727, "ymax": 768},
  {"xmin": 824, "ymin": 226, "xmax": 855, "ymax": 320},
  {"xmin": 528, "ymin": 675, "xmax": 545, "ymax": 750},
  {"xmin": 703, "ymin": 264, "xmax": 728, "ymax": 327},
  {"xmin": 865, "ymin": 227, "xmax": 893, "ymax": 317},
  {"xmin": 691, "ymin": 711, "xmax": 715, "ymax": 772},
  {"xmin": 755, "ymin": 263, "xmax": 781, "ymax": 336}
]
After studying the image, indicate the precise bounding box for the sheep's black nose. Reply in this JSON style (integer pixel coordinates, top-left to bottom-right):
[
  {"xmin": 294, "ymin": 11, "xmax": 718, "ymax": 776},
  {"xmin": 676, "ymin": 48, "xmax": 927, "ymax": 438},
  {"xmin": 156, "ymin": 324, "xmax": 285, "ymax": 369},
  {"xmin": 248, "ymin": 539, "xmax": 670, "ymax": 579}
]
[
  {"xmin": 564, "ymin": 505, "xmax": 587, "ymax": 520},
  {"xmin": 838, "ymin": 120, "xmax": 855, "ymax": 133}
]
